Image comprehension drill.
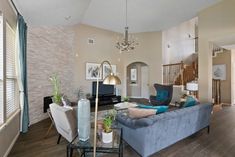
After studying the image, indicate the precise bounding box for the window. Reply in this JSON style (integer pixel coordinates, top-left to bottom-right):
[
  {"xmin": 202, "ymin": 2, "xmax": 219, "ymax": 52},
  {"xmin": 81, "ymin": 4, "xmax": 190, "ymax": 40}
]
[
  {"xmin": 6, "ymin": 22, "xmax": 17, "ymax": 118},
  {"xmin": 0, "ymin": 13, "xmax": 19, "ymax": 126}
]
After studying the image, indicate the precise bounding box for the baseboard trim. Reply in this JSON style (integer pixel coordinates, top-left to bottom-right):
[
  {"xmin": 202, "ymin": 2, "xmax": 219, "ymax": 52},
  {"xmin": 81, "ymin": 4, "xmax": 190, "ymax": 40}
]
[{"xmin": 3, "ymin": 132, "xmax": 20, "ymax": 157}]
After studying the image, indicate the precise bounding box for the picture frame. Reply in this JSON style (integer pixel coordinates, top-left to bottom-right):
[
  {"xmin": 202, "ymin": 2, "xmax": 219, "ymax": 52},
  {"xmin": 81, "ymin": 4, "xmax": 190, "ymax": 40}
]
[
  {"xmin": 130, "ymin": 68, "xmax": 137, "ymax": 81},
  {"xmin": 86, "ymin": 63, "xmax": 102, "ymax": 80},
  {"xmin": 103, "ymin": 64, "xmax": 116, "ymax": 79},
  {"xmin": 213, "ymin": 64, "xmax": 226, "ymax": 80}
]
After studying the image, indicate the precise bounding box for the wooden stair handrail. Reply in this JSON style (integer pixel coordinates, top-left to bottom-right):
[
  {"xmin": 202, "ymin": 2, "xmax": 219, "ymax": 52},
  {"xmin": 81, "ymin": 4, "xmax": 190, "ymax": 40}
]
[
  {"xmin": 163, "ymin": 60, "xmax": 198, "ymax": 86},
  {"xmin": 163, "ymin": 61, "xmax": 184, "ymax": 67}
]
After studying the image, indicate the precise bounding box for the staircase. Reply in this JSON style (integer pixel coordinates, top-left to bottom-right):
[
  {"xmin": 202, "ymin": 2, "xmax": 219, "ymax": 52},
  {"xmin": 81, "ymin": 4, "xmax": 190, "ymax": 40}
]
[{"xmin": 163, "ymin": 57, "xmax": 198, "ymax": 86}]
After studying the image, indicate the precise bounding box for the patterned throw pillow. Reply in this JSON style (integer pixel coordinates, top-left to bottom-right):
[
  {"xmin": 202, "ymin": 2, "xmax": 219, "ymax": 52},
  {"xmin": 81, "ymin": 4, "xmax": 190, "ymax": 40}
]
[{"xmin": 128, "ymin": 108, "xmax": 156, "ymax": 119}]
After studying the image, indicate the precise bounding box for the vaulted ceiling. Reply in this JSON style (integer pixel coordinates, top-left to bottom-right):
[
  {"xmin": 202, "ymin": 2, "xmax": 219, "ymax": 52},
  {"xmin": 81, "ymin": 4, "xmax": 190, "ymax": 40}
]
[{"xmin": 13, "ymin": 0, "xmax": 221, "ymax": 33}]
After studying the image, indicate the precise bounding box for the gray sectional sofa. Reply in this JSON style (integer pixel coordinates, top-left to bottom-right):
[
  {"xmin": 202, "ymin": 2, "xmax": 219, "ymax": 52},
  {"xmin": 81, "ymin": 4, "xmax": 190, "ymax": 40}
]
[{"xmin": 116, "ymin": 103, "xmax": 212, "ymax": 157}]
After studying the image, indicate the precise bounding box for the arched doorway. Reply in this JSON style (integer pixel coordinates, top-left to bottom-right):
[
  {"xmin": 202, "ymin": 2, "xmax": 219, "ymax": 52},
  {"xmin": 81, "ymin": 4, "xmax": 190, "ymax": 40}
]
[{"xmin": 126, "ymin": 62, "xmax": 149, "ymax": 98}]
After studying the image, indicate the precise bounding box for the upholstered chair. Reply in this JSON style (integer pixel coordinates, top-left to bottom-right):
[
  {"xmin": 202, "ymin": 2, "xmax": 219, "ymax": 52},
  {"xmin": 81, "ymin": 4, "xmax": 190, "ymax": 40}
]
[
  {"xmin": 50, "ymin": 103, "xmax": 77, "ymax": 143},
  {"xmin": 149, "ymin": 83, "xmax": 173, "ymax": 106}
]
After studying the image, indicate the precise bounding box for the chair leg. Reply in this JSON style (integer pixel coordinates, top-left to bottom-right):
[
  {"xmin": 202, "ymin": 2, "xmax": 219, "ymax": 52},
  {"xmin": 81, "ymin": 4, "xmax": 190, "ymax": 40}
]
[
  {"xmin": 44, "ymin": 123, "xmax": 53, "ymax": 138},
  {"xmin": 57, "ymin": 134, "xmax": 62, "ymax": 144}
]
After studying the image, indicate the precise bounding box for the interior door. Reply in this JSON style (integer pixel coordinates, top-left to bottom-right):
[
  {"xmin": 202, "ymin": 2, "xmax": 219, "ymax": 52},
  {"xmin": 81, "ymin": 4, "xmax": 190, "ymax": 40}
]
[{"xmin": 141, "ymin": 66, "xmax": 149, "ymax": 99}]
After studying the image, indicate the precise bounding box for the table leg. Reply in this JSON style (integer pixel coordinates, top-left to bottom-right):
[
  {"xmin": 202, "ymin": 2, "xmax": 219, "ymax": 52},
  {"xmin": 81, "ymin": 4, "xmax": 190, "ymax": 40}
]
[
  {"xmin": 66, "ymin": 145, "xmax": 70, "ymax": 157},
  {"xmin": 67, "ymin": 145, "xmax": 73, "ymax": 157},
  {"xmin": 71, "ymin": 148, "xmax": 73, "ymax": 157},
  {"xmin": 80, "ymin": 149, "xmax": 85, "ymax": 157},
  {"xmin": 119, "ymin": 143, "xmax": 123, "ymax": 157}
]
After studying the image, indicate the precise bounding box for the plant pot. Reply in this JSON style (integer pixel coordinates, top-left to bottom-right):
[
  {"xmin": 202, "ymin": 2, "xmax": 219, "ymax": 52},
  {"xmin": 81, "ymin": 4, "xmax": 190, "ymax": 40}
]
[
  {"xmin": 124, "ymin": 101, "xmax": 129, "ymax": 105},
  {"xmin": 102, "ymin": 131, "xmax": 113, "ymax": 143}
]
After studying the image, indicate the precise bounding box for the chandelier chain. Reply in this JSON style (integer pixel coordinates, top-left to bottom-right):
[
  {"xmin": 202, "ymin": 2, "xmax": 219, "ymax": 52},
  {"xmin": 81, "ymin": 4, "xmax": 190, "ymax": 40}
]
[
  {"xmin": 126, "ymin": 0, "xmax": 127, "ymax": 27},
  {"xmin": 116, "ymin": 0, "xmax": 138, "ymax": 52}
]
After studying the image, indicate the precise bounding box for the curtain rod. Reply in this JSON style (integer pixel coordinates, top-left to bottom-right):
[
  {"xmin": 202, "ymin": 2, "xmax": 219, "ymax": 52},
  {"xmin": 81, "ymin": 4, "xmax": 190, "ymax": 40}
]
[{"xmin": 10, "ymin": 0, "xmax": 20, "ymax": 15}]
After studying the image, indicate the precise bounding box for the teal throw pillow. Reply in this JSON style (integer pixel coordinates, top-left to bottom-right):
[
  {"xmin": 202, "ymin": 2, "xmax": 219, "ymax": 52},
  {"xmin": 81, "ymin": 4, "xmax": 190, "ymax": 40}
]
[
  {"xmin": 183, "ymin": 96, "xmax": 197, "ymax": 108},
  {"xmin": 156, "ymin": 90, "xmax": 169, "ymax": 102},
  {"xmin": 137, "ymin": 104, "xmax": 168, "ymax": 113},
  {"xmin": 155, "ymin": 106, "xmax": 168, "ymax": 113}
]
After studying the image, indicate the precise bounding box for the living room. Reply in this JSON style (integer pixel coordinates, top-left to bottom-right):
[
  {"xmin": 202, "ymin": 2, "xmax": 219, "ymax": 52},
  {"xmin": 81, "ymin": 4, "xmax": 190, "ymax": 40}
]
[{"xmin": 1, "ymin": 0, "xmax": 235, "ymax": 157}]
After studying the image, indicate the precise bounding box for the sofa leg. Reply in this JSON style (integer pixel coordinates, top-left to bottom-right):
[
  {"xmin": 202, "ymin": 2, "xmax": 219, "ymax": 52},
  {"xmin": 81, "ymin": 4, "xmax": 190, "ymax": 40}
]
[
  {"xmin": 207, "ymin": 125, "xmax": 210, "ymax": 134},
  {"xmin": 57, "ymin": 134, "xmax": 62, "ymax": 144}
]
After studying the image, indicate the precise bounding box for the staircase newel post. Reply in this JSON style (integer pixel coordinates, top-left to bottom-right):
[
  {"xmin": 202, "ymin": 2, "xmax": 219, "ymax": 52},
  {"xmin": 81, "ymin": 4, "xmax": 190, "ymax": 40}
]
[{"xmin": 180, "ymin": 61, "xmax": 184, "ymax": 85}]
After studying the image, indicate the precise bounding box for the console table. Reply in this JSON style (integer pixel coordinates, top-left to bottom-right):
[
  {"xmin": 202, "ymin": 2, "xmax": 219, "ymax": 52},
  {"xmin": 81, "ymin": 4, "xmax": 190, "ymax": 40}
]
[{"xmin": 88, "ymin": 95, "xmax": 121, "ymax": 106}]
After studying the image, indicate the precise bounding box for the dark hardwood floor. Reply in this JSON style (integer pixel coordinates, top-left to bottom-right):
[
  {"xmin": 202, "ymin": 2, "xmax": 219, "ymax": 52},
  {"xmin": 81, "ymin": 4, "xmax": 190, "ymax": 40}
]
[{"xmin": 9, "ymin": 106, "xmax": 235, "ymax": 157}]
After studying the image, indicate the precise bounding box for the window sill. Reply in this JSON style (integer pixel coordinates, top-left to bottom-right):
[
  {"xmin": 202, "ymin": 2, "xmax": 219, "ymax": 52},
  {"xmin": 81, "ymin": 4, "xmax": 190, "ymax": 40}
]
[{"xmin": 0, "ymin": 109, "xmax": 21, "ymax": 132}]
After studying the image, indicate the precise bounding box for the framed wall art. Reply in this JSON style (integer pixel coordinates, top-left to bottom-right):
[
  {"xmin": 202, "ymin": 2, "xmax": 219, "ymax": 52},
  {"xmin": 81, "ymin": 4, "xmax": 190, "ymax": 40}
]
[
  {"xmin": 102, "ymin": 64, "xmax": 116, "ymax": 79},
  {"xmin": 86, "ymin": 63, "xmax": 101, "ymax": 80},
  {"xmin": 130, "ymin": 68, "xmax": 137, "ymax": 81},
  {"xmin": 213, "ymin": 64, "xmax": 226, "ymax": 80}
]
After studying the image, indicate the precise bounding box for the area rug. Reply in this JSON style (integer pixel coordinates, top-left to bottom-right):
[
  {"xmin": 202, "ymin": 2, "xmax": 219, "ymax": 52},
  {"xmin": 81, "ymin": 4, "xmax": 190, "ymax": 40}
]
[{"xmin": 90, "ymin": 109, "xmax": 113, "ymax": 123}]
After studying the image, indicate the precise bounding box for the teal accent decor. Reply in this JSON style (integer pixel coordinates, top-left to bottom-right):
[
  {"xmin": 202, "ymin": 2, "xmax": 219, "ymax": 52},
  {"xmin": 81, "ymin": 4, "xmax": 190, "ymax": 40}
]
[
  {"xmin": 156, "ymin": 106, "xmax": 168, "ymax": 113},
  {"xmin": 156, "ymin": 90, "xmax": 168, "ymax": 102},
  {"xmin": 138, "ymin": 104, "xmax": 168, "ymax": 113},
  {"xmin": 183, "ymin": 96, "xmax": 197, "ymax": 107},
  {"xmin": 18, "ymin": 14, "xmax": 29, "ymax": 133}
]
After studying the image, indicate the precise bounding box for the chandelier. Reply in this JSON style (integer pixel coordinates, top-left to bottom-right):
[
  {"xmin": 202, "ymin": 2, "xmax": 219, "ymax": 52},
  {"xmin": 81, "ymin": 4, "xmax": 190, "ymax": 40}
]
[{"xmin": 116, "ymin": 0, "xmax": 138, "ymax": 52}]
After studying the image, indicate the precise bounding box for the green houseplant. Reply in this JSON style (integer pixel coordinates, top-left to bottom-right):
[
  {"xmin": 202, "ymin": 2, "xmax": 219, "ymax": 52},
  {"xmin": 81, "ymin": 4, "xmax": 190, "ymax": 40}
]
[
  {"xmin": 123, "ymin": 96, "xmax": 129, "ymax": 102},
  {"xmin": 102, "ymin": 110, "xmax": 116, "ymax": 143},
  {"xmin": 49, "ymin": 74, "xmax": 62, "ymax": 105}
]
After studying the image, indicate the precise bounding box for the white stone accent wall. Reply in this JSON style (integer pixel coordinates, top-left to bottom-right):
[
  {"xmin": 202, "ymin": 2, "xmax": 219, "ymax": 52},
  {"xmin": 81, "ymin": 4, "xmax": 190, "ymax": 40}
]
[{"xmin": 27, "ymin": 26, "xmax": 77, "ymax": 124}]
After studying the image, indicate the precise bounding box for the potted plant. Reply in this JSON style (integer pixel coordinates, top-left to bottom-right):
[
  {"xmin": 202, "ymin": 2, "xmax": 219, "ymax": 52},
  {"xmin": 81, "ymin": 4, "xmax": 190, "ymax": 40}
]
[
  {"xmin": 123, "ymin": 96, "xmax": 129, "ymax": 102},
  {"xmin": 102, "ymin": 110, "xmax": 116, "ymax": 143},
  {"xmin": 49, "ymin": 74, "xmax": 62, "ymax": 105}
]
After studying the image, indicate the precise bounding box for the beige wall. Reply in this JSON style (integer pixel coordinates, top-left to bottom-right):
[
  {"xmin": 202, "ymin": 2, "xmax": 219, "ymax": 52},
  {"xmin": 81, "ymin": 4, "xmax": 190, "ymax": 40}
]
[
  {"xmin": 213, "ymin": 51, "xmax": 231, "ymax": 103},
  {"xmin": 163, "ymin": 17, "xmax": 197, "ymax": 64},
  {"xmin": 122, "ymin": 31, "xmax": 162, "ymax": 95},
  {"xmin": 0, "ymin": 1, "xmax": 19, "ymax": 157},
  {"xmin": 0, "ymin": 112, "xmax": 20, "ymax": 157},
  {"xmin": 0, "ymin": 0, "xmax": 16, "ymax": 29},
  {"xmin": 27, "ymin": 24, "xmax": 124, "ymax": 124},
  {"xmin": 231, "ymin": 49, "xmax": 235, "ymax": 105},
  {"xmin": 73, "ymin": 24, "xmax": 124, "ymax": 96},
  {"xmin": 198, "ymin": 0, "xmax": 235, "ymax": 102},
  {"xmin": 27, "ymin": 24, "xmax": 163, "ymax": 124}
]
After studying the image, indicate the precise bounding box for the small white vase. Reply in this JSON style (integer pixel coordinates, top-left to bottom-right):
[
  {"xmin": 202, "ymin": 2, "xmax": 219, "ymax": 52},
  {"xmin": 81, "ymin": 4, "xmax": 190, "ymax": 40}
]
[{"xmin": 102, "ymin": 131, "xmax": 113, "ymax": 143}]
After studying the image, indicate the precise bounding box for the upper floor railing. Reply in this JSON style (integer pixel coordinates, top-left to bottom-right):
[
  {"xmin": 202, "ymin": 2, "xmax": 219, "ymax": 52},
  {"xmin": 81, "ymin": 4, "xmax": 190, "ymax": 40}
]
[{"xmin": 163, "ymin": 61, "xmax": 198, "ymax": 86}]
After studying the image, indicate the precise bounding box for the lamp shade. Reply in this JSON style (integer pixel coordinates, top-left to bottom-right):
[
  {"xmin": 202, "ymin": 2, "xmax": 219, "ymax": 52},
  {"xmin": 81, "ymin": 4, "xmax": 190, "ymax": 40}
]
[
  {"xmin": 103, "ymin": 73, "xmax": 121, "ymax": 85},
  {"xmin": 186, "ymin": 82, "xmax": 198, "ymax": 91}
]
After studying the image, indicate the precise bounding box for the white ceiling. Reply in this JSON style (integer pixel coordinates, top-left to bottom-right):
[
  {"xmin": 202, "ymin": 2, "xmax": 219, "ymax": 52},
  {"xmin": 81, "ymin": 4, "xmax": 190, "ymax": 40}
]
[
  {"xmin": 13, "ymin": 0, "xmax": 221, "ymax": 33},
  {"xmin": 13, "ymin": 0, "xmax": 91, "ymax": 26}
]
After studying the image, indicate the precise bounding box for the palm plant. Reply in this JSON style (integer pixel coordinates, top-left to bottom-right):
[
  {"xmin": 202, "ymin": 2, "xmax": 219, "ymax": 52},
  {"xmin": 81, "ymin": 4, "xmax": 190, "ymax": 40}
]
[
  {"xmin": 49, "ymin": 74, "xmax": 62, "ymax": 105},
  {"xmin": 103, "ymin": 110, "xmax": 116, "ymax": 133}
]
